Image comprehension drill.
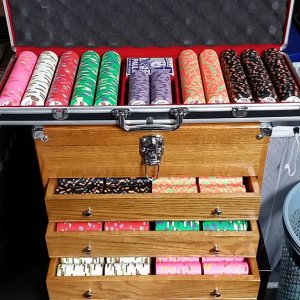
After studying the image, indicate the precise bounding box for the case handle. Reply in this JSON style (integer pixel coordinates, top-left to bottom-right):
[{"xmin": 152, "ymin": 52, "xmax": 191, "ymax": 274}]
[{"xmin": 112, "ymin": 108, "xmax": 189, "ymax": 132}]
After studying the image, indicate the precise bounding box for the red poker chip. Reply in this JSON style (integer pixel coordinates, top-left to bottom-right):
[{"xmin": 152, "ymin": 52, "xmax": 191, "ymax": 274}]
[{"xmin": 56, "ymin": 221, "xmax": 103, "ymax": 232}]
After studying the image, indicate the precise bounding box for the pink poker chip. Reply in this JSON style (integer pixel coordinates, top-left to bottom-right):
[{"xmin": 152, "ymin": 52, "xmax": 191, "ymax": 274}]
[
  {"xmin": 202, "ymin": 261, "xmax": 249, "ymax": 275},
  {"xmin": 156, "ymin": 262, "xmax": 202, "ymax": 275}
]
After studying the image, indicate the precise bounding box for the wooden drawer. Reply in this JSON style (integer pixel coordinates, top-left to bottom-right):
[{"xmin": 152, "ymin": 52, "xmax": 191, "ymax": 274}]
[
  {"xmin": 47, "ymin": 258, "xmax": 260, "ymax": 299},
  {"xmin": 35, "ymin": 124, "xmax": 268, "ymax": 187},
  {"xmin": 46, "ymin": 220, "xmax": 259, "ymax": 257},
  {"xmin": 45, "ymin": 176, "xmax": 261, "ymax": 221}
]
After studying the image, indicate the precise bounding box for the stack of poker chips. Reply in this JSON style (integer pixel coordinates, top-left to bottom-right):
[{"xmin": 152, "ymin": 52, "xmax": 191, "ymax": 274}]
[
  {"xmin": 240, "ymin": 49, "xmax": 278, "ymax": 103},
  {"xmin": 262, "ymin": 48, "xmax": 300, "ymax": 102},
  {"xmin": 55, "ymin": 177, "xmax": 104, "ymax": 194},
  {"xmin": 104, "ymin": 257, "xmax": 151, "ymax": 276},
  {"xmin": 45, "ymin": 51, "xmax": 80, "ymax": 106},
  {"xmin": 70, "ymin": 50, "xmax": 101, "ymax": 106},
  {"xmin": 152, "ymin": 176, "xmax": 198, "ymax": 193},
  {"xmin": 156, "ymin": 257, "xmax": 202, "ymax": 275},
  {"xmin": 57, "ymin": 262, "xmax": 104, "ymax": 276},
  {"xmin": 155, "ymin": 221, "xmax": 200, "ymax": 231},
  {"xmin": 178, "ymin": 49, "xmax": 206, "ymax": 104},
  {"xmin": 94, "ymin": 51, "xmax": 121, "ymax": 106},
  {"xmin": 104, "ymin": 221, "xmax": 150, "ymax": 231},
  {"xmin": 0, "ymin": 51, "xmax": 37, "ymax": 106},
  {"xmin": 219, "ymin": 49, "xmax": 254, "ymax": 103},
  {"xmin": 202, "ymin": 220, "xmax": 248, "ymax": 231},
  {"xmin": 128, "ymin": 69, "xmax": 172, "ymax": 105},
  {"xmin": 56, "ymin": 221, "xmax": 103, "ymax": 232},
  {"xmin": 103, "ymin": 177, "xmax": 151, "ymax": 194},
  {"xmin": 199, "ymin": 49, "xmax": 230, "ymax": 103},
  {"xmin": 198, "ymin": 176, "xmax": 246, "ymax": 193},
  {"xmin": 202, "ymin": 260, "xmax": 249, "ymax": 275},
  {"xmin": 21, "ymin": 51, "xmax": 58, "ymax": 106}
]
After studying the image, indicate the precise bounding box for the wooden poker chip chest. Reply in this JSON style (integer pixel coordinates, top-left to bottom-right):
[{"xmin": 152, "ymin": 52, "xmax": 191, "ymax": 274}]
[{"xmin": 1, "ymin": 0, "xmax": 298, "ymax": 298}]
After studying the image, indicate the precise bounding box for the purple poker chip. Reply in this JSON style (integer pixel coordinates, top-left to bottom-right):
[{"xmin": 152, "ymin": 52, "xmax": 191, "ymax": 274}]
[
  {"xmin": 128, "ymin": 70, "xmax": 150, "ymax": 105},
  {"xmin": 150, "ymin": 70, "xmax": 173, "ymax": 105}
]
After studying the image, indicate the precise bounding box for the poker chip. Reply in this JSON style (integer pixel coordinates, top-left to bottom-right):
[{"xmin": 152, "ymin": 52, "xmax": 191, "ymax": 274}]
[
  {"xmin": 56, "ymin": 222, "xmax": 103, "ymax": 232},
  {"xmin": 220, "ymin": 49, "xmax": 254, "ymax": 103},
  {"xmin": 105, "ymin": 177, "xmax": 151, "ymax": 187},
  {"xmin": 199, "ymin": 49, "xmax": 230, "ymax": 103},
  {"xmin": 60, "ymin": 257, "xmax": 105, "ymax": 264},
  {"xmin": 21, "ymin": 51, "xmax": 58, "ymax": 106},
  {"xmin": 70, "ymin": 50, "xmax": 101, "ymax": 106},
  {"xmin": 104, "ymin": 263, "xmax": 151, "ymax": 276},
  {"xmin": 155, "ymin": 221, "xmax": 200, "ymax": 231},
  {"xmin": 150, "ymin": 69, "xmax": 173, "ymax": 105},
  {"xmin": 202, "ymin": 220, "xmax": 248, "ymax": 231},
  {"xmin": 58, "ymin": 178, "xmax": 104, "ymax": 187},
  {"xmin": 103, "ymin": 185, "xmax": 151, "ymax": 194},
  {"xmin": 156, "ymin": 257, "xmax": 200, "ymax": 263},
  {"xmin": 128, "ymin": 70, "xmax": 150, "ymax": 105},
  {"xmin": 45, "ymin": 51, "xmax": 79, "ymax": 106},
  {"xmin": 104, "ymin": 221, "xmax": 150, "ymax": 231},
  {"xmin": 178, "ymin": 49, "xmax": 206, "ymax": 104},
  {"xmin": 0, "ymin": 51, "xmax": 37, "ymax": 106},
  {"xmin": 152, "ymin": 185, "xmax": 198, "ymax": 193},
  {"xmin": 94, "ymin": 51, "xmax": 121, "ymax": 106},
  {"xmin": 55, "ymin": 186, "xmax": 103, "ymax": 194},
  {"xmin": 152, "ymin": 177, "xmax": 196, "ymax": 186},
  {"xmin": 198, "ymin": 176, "xmax": 243, "ymax": 185},
  {"xmin": 57, "ymin": 263, "xmax": 104, "ymax": 276},
  {"xmin": 262, "ymin": 48, "xmax": 300, "ymax": 102},
  {"xmin": 156, "ymin": 262, "xmax": 202, "ymax": 275},
  {"xmin": 199, "ymin": 184, "xmax": 246, "ymax": 193},
  {"xmin": 240, "ymin": 49, "xmax": 278, "ymax": 102},
  {"xmin": 202, "ymin": 261, "xmax": 249, "ymax": 275},
  {"xmin": 201, "ymin": 256, "xmax": 245, "ymax": 263},
  {"xmin": 106, "ymin": 257, "xmax": 150, "ymax": 264}
]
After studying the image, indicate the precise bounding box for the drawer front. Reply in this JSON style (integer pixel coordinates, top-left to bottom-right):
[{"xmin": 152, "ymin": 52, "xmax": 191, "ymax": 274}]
[
  {"xmin": 46, "ymin": 221, "xmax": 259, "ymax": 257},
  {"xmin": 45, "ymin": 177, "xmax": 261, "ymax": 221},
  {"xmin": 47, "ymin": 258, "xmax": 260, "ymax": 299},
  {"xmin": 35, "ymin": 124, "xmax": 268, "ymax": 186}
]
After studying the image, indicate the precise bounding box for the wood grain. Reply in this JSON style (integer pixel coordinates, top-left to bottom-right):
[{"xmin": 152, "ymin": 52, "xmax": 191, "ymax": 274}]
[
  {"xmin": 46, "ymin": 221, "xmax": 259, "ymax": 257},
  {"xmin": 35, "ymin": 124, "xmax": 265, "ymax": 186},
  {"xmin": 47, "ymin": 258, "xmax": 259, "ymax": 299}
]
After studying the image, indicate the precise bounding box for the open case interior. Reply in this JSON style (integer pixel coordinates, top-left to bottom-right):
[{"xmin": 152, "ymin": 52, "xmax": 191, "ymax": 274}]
[{"xmin": 0, "ymin": 0, "xmax": 299, "ymax": 127}]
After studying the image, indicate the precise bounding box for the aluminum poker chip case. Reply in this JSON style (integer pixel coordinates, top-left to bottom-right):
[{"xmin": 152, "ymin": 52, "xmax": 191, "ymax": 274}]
[{"xmin": 0, "ymin": 0, "xmax": 299, "ymax": 129}]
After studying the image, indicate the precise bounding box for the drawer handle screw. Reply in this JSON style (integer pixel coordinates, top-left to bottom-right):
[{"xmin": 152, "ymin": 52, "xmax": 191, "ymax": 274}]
[
  {"xmin": 212, "ymin": 207, "xmax": 222, "ymax": 216},
  {"xmin": 83, "ymin": 208, "xmax": 93, "ymax": 217},
  {"xmin": 82, "ymin": 246, "xmax": 92, "ymax": 255},
  {"xmin": 211, "ymin": 288, "xmax": 221, "ymax": 298},
  {"xmin": 210, "ymin": 245, "xmax": 221, "ymax": 254},
  {"xmin": 83, "ymin": 290, "xmax": 93, "ymax": 299}
]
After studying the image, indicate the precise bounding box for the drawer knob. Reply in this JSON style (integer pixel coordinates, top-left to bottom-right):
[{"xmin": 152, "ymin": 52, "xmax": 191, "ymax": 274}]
[
  {"xmin": 210, "ymin": 245, "xmax": 221, "ymax": 254},
  {"xmin": 83, "ymin": 290, "xmax": 93, "ymax": 299},
  {"xmin": 211, "ymin": 288, "xmax": 221, "ymax": 298},
  {"xmin": 211, "ymin": 207, "xmax": 222, "ymax": 216},
  {"xmin": 82, "ymin": 246, "xmax": 92, "ymax": 255},
  {"xmin": 83, "ymin": 208, "xmax": 93, "ymax": 217}
]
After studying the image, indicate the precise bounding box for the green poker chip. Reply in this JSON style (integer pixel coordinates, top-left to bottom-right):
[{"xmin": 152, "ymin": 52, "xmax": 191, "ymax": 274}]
[
  {"xmin": 202, "ymin": 220, "xmax": 248, "ymax": 231},
  {"xmin": 70, "ymin": 50, "xmax": 101, "ymax": 106},
  {"xmin": 155, "ymin": 221, "xmax": 200, "ymax": 231}
]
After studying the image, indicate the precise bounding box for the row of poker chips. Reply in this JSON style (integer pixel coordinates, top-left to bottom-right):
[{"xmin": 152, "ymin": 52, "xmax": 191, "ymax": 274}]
[
  {"xmin": 0, "ymin": 50, "xmax": 121, "ymax": 106},
  {"xmin": 128, "ymin": 69, "xmax": 172, "ymax": 105},
  {"xmin": 56, "ymin": 220, "xmax": 248, "ymax": 232},
  {"xmin": 179, "ymin": 48, "xmax": 300, "ymax": 104},
  {"xmin": 54, "ymin": 176, "xmax": 246, "ymax": 194}
]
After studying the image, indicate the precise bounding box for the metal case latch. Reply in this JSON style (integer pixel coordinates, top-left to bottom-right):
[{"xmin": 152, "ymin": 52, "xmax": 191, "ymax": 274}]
[
  {"xmin": 256, "ymin": 122, "xmax": 273, "ymax": 140},
  {"xmin": 32, "ymin": 126, "xmax": 48, "ymax": 142},
  {"xmin": 52, "ymin": 108, "xmax": 69, "ymax": 120},
  {"xmin": 232, "ymin": 107, "xmax": 248, "ymax": 118},
  {"xmin": 140, "ymin": 135, "xmax": 164, "ymax": 179}
]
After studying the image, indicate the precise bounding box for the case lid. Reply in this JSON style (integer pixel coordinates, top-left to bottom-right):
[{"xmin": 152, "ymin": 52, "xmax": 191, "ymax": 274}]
[{"xmin": 3, "ymin": 0, "xmax": 293, "ymax": 51}]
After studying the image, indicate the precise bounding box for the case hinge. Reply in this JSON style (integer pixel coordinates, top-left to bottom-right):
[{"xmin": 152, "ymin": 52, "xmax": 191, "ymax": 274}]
[
  {"xmin": 232, "ymin": 106, "xmax": 248, "ymax": 118},
  {"xmin": 52, "ymin": 108, "xmax": 69, "ymax": 120},
  {"xmin": 256, "ymin": 122, "xmax": 272, "ymax": 140},
  {"xmin": 32, "ymin": 126, "xmax": 48, "ymax": 142}
]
